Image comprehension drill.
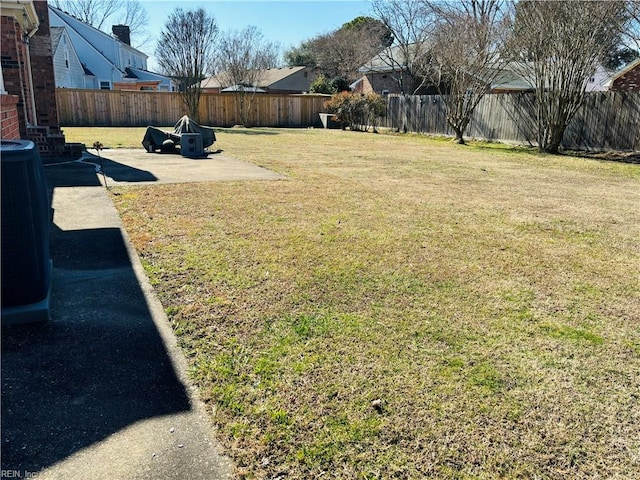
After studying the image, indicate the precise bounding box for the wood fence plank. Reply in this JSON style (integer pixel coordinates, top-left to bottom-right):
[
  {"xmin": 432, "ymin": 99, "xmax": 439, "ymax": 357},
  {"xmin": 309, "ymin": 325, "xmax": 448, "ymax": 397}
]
[
  {"xmin": 385, "ymin": 92, "xmax": 639, "ymax": 151},
  {"xmin": 55, "ymin": 89, "xmax": 638, "ymax": 150}
]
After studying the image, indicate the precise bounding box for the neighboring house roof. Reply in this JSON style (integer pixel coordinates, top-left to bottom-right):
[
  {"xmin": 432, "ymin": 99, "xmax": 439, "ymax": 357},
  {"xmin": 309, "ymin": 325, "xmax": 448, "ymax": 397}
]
[
  {"xmin": 201, "ymin": 66, "xmax": 313, "ymax": 92},
  {"xmin": 49, "ymin": 5, "xmax": 147, "ymax": 62},
  {"xmin": 497, "ymin": 62, "xmax": 620, "ymax": 93},
  {"xmin": 259, "ymin": 66, "xmax": 309, "ymax": 87},
  {"xmin": 49, "ymin": 5, "xmax": 139, "ymax": 84},
  {"xmin": 82, "ymin": 64, "xmax": 95, "ymax": 76},
  {"xmin": 48, "ymin": 5, "xmax": 173, "ymax": 90},
  {"xmin": 486, "ymin": 64, "xmax": 534, "ymax": 92},
  {"xmin": 126, "ymin": 67, "xmax": 168, "ymax": 82},
  {"xmin": 604, "ymin": 58, "xmax": 640, "ymax": 90},
  {"xmin": 200, "ymin": 76, "xmax": 223, "ymax": 89},
  {"xmin": 220, "ymin": 85, "xmax": 267, "ymax": 93},
  {"xmin": 359, "ymin": 44, "xmax": 423, "ymax": 74},
  {"xmin": 360, "ymin": 48, "xmax": 534, "ymax": 93},
  {"xmin": 360, "ymin": 47, "xmax": 618, "ymax": 94},
  {"xmin": 50, "ymin": 25, "xmax": 64, "ymax": 49}
]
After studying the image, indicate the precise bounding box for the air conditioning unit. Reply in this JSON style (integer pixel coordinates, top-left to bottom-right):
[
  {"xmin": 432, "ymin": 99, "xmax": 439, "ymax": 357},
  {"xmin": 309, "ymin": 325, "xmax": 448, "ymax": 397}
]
[
  {"xmin": 1, "ymin": 140, "xmax": 52, "ymax": 324},
  {"xmin": 180, "ymin": 133, "xmax": 204, "ymax": 158}
]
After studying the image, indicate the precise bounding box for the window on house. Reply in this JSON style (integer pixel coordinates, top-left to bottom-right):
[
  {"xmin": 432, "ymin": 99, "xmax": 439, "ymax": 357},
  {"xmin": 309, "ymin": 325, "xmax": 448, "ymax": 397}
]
[
  {"xmin": 64, "ymin": 50, "xmax": 70, "ymax": 69},
  {"xmin": 100, "ymin": 81, "xmax": 111, "ymax": 90},
  {"xmin": 382, "ymin": 89, "xmax": 389, "ymax": 97}
]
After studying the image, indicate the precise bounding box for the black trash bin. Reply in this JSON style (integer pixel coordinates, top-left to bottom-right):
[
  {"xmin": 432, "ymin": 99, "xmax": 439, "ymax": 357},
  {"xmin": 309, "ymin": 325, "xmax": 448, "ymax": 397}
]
[{"xmin": 1, "ymin": 140, "xmax": 52, "ymax": 324}]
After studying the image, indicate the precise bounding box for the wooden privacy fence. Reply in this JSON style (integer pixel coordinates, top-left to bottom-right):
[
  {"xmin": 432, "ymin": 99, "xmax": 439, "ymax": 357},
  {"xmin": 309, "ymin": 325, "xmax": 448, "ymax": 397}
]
[
  {"xmin": 384, "ymin": 92, "xmax": 640, "ymax": 151},
  {"xmin": 57, "ymin": 89, "xmax": 639, "ymax": 150},
  {"xmin": 56, "ymin": 89, "xmax": 330, "ymax": 128}
]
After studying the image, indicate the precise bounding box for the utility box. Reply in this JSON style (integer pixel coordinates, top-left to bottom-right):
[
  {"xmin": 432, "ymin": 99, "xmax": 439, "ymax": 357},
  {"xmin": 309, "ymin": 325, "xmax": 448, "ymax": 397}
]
[
  {"xmin": 180, "ymin": 133, "xmax": 204, "ymax": 158},
  {"xmin": 1, "ymin": 140, "xmax": 52, "ymax": 324}
]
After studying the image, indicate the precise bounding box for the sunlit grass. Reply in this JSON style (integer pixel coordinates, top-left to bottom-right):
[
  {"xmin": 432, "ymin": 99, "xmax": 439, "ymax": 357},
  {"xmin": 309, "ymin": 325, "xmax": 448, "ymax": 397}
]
[{"xmin": 102, "ymin": 127, "xmax": 640, "ymax": 479}]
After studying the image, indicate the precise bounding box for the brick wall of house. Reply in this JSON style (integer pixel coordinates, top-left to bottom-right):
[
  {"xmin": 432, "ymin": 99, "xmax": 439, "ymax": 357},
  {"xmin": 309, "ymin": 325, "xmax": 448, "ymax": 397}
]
[
  {"xmin": 363, "ymin": 73, "xmax": 404, "ymax": 95},
  {"xmin": 612, "ymin": 64, "xmax": 640, "ymax": 92},
  {"xmin": 1, "ymin": 15, "xmax": 34, "ymax": 138},
  {"xmin": 1, "ymin": 2, "xmax": 75, "ymax": 157},
  {"xmin": 30, "ymin": 0, "xmax": 61, "ymax": 134},
  {"xmin": 1, "ymin": 94, "xmax": 21, "ymax": 140},
  {"xmin": 357, "ymin": 72, "xmax": 439, "ymax": 95}
]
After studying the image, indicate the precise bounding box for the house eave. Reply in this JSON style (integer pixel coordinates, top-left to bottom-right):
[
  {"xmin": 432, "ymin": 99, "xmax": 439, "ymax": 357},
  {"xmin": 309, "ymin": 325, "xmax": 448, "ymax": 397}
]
[
  {"xmin": 359, "ymin": 64, "xmax": 404, "ymax": 74},
  {"xmin": 1, "ymin": 0, "xmax": 39, "ymax": 36}
]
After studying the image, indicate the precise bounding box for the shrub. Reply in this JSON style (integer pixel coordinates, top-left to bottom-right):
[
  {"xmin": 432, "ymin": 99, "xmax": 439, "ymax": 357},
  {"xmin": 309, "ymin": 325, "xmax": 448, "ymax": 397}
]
[
  {"xmin": 323, "ymin": 92, "xmax": 387, "ymax": 132},
  {"xmin": 329, "ymin": 76, "xmax": 351, "ymax": 93},
  {"xmin": 365, "ymin": 93, "xmax": 387, "ymax": 133}
]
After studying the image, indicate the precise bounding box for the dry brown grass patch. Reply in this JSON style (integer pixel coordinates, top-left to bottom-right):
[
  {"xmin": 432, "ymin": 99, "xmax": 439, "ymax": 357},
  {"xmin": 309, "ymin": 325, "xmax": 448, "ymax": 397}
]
[{"xmin": 105, "ymin": 128, "xmax": 640, "ymax": 479}]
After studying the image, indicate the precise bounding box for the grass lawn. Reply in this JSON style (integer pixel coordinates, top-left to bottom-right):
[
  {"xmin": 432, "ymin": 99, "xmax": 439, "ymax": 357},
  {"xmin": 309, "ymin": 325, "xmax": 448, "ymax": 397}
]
[{"xmin": 65, "ymin": 127, "xmax": 640, "ymax": 479}]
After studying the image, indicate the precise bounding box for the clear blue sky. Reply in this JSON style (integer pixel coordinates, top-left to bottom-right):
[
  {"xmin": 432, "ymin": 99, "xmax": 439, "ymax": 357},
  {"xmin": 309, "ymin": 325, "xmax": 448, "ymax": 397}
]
[{"xmin": 142, "ymin": 1, "xmax": 372, "ymax": 70}]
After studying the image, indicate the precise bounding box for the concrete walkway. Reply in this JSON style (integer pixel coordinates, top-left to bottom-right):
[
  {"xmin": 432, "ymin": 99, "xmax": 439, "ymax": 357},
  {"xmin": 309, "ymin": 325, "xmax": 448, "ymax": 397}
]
[
  {"xmin": 81, "ymin": 148, "xmax": 286, "ymax": 186},
  {"xmin": 1, "ymin": 150, "xmax": 285, "ymax": 478}
]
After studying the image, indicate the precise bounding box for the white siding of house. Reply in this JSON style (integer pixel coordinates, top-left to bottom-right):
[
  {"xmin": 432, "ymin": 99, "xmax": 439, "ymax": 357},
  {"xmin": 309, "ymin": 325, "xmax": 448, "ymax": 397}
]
[
  {"xmin": 48, "ymin": 5, "xmax": 170, "ymax": 90},
  {"xmin": 53, "ymin": 31, "xmax": 87, "ymax": 88},
  {"xmin": 51, "ymin": 10, "xmax": 125, "ymax": 68},
  {"xmin": 49, "ymin": 9, "xmax": 120, "ymax": 84},
  {"xmin": 586, "ymin": 65, "xmax": 613, "ymax": 92},
  {"xmin": 120, "ymin": 48, "xmax": 147, "ymax": 70}
]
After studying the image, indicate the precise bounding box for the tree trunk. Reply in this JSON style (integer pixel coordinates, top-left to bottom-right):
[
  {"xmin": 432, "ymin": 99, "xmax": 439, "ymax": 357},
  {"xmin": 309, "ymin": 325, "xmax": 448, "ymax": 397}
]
[
  {"xmin": 182, "ymin": 89, "xmax": 201, "ymax": 123},
  {"xmin": 448, "ymin": 116, "xmax": 468, "ymax": 145},
  {"xmin": 544, "ymin": 124, "xmax": 565, "ymax": 154},
  {"xmin": 453, "ymin": 127, "xmax": 466, "ymax": 144}
]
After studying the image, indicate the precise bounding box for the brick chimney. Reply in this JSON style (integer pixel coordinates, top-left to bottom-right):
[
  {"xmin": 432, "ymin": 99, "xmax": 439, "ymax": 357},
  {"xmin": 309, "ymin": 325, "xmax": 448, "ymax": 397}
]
[{"xmin": 112, "ymin": 25, "xmax": 131, "ymax": 45}]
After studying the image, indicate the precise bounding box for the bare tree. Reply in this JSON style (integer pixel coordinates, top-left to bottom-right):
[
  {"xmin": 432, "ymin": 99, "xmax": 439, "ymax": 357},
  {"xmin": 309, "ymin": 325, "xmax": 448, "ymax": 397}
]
[
  {"xmin": 371, "ymin": 0, "xmax": 434, "ymax": 94},
  {"xmin": 116, "ymin": 1, "xmax": 151, "ymax": 49},
  {"xmin": 509, "ymin": 1, "xmax": 631, "ymax": 153},
  {"xmin": 630, "ymin": 2, "xmax": 640, "ymax": 33},
  {"xmin": 306, "ymin": 28, "xmax": 370, "ymax": 82},
  {"xmin": 52, "ymin": 0, "xmax": 119, "ymax": 30},
  {"xmin": 427, "ymin": 0, "xmax": 512, "ymax": 144},
  {"xmin": 215, "ymin": 26, "xmax": 280, "ymax": 126},
  {"xmin": 285, "ymin": 17, "xmax": 392, "ymax": 84},
  {"xmin": 155, "ymin": 8, "xmax": 219, "ymax": 121},
  {"xmin": 624, "ymin": 0, "xmax": 640, "ymax": 52},
  {"xmin": 605, "ymin": 2, "xmax": 640, "ymax": 69}
]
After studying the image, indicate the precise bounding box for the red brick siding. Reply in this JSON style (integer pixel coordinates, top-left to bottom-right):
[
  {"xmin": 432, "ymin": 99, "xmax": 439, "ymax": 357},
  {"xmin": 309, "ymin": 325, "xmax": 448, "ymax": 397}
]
[
  {"xmin": 1, "ymin": 15, "xmax": 33, "ymax": 138},
  {"xmin": 612, "ymin": 64, "xmax": 640, "ymax": 92},
  {"xmin": 356, "ymin": 72, "xmax": 436, "ymax": 95},
  {"xmin": 359, "ymin": 73, "xmax": 406, "ymax": 95},
  {"xmin": 1, "ymin": 94, "xmax": 21, "ymax": 139},
  {"xmin": 30, "ymin": 0, "xmax": 61, "ymax": 134},
  {"xmin": 1, "ymin": 1, "xmax": 69, "ymax": 157}
]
